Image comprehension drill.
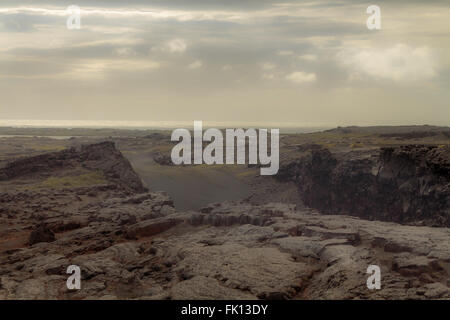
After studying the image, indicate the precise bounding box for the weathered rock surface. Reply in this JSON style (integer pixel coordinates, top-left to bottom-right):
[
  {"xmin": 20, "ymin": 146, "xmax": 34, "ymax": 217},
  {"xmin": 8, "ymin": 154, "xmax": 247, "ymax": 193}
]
[
  {"xmin": 28, "ymin": 224, "xmax": 55, "ymax": 246},
  {"xmin": 0, "ymin": 141, "xmax": 147, "ymax": 194},
  {"xmin": 1, "ymin": 197, "xmax": 448, "ymax": 300},
  {"xmin": 0, "ymin": 142, "xmax": 448, "ymax": 300},
  {"xmin": 278, "ymin": 144, "xmax": 450, "ymax": 227},
  {"xmin": 152, "ymin": 152, "xmax": 174, "ymax": 166}
]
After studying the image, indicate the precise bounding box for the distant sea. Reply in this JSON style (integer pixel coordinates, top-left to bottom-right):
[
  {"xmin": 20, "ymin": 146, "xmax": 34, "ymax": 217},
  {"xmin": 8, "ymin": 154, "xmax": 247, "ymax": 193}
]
[{"xmin": 0, "ymin": 119, "xmax": 332, "ymax": 133}]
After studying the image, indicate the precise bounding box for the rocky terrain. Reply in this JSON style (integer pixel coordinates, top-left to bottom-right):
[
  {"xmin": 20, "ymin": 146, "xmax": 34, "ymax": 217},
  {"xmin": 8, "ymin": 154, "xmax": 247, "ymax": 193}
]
[
  {"xmin": 0, "ymin": 140, "xmax": 448, "ymax": 300},
  {"xmin": 278, "ymin": 144, "xmax": 450, "ymax": 227},
  {"xmin": 0, "ymin": 141, "xmax": 146, "ymax": 194}
]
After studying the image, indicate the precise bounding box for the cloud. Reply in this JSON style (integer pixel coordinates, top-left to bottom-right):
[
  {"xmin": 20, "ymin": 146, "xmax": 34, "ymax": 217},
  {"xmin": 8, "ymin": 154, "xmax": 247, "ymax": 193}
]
[
  {"xmin": 0, "ymin": 1, "xmax": 449, "ymax": 126},
  {"xmin": 115, "ymin": 47, "xmax": 136, "ymax": 56},
  {"xmin": 164, "ymin": 39, "xmax": 187, "ymax": 53},
  {"xmin": 187, "ymin": 60, "xmax": 202, "ymax": 69},
  {"xmin": 277, "ymin": 50, "xmax": 294, "ymax": 56},
  {"xmin": 286, "ymin": 71, "xmax": 317, "ymax": 84},
  {"xmin": 262, "ymin": 72, "xmax": 275, "ymax": 80},
  {"xmin": 0, "ymin": 13, "xmax": 37, "ymax": 32},
  {"xmin": 0, "ymin": 5, "xmax": 283, "ymax": 23},
  {"xmin": 261, "ymin": 62, "xmax": 275, "ymax": 70},
  {"xmin": 298, "ymin": 54, "xmax": 318, "ymax": 62},
  {"xmin": 338, "ymin": 44, "xmax": 437, "ymax": 82}
]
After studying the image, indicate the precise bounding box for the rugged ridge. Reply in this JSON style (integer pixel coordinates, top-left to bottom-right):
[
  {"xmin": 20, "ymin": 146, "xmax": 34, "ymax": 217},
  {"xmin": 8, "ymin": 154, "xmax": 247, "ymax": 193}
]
[
  {"xmin": 278, "ymin": 144, "xmax": 450, "ymax": 227},
  {"xmin": 0, "ymin": 141, "xmax": 147, "ymax": 193},
  {"xmin": 0, "ymin": 141, "xmax": 448, "ymax": 300}
]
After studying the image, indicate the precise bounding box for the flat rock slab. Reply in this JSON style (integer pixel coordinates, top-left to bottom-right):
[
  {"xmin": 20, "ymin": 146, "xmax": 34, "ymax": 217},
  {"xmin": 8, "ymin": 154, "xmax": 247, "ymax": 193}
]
[{"xmin": 125, "ymin": 217, "xmax": 181, "ymax": 239}]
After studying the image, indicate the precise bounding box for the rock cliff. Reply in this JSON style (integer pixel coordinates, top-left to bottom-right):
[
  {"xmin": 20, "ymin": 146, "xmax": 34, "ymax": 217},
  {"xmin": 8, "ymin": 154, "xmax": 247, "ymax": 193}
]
[
  {"xmin": 278, "ymin": 145, "xmax": 449, "ymax": 227},
  {"xmin": 0, "ymin": 141, "xmax": 147, "ymax": 194}
]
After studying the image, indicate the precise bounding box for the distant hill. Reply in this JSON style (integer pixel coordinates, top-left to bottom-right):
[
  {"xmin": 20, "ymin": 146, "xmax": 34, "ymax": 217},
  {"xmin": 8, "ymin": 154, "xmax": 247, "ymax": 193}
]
[{"xmin": 324, "ymin": 125, "xmax": 450, "ymax": 135}]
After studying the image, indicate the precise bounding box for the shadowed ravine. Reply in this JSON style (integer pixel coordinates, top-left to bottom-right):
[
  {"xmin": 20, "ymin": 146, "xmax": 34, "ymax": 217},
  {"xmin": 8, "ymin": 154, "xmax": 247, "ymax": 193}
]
[{"xmin": 125, "ymin": 152, "xmax": 253, "ymax": 211}]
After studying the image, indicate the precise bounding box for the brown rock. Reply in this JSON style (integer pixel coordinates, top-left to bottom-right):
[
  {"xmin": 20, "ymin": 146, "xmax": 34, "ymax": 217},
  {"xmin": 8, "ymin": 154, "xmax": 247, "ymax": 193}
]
[
  {"xmin": 278, "ymin": 144, "xmax": 450, "ymax": 227},
  {"xmin": 125, "ymin": 217, "xmax": 180, "ymax": 239},
  {"xmin": 29, "ymin": 224, "xmax": 55, "ymax": 245}
]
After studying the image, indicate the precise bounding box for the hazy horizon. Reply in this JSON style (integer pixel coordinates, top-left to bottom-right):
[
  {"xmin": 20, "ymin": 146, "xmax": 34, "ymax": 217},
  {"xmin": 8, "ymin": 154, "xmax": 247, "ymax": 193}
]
[
  {"xmin": 0, "ymin": 119, "xmax": 448, "ymax": 131},
  {"xmin": 1, "ymin": 1, "xmax": 449, "ymax": 126}
]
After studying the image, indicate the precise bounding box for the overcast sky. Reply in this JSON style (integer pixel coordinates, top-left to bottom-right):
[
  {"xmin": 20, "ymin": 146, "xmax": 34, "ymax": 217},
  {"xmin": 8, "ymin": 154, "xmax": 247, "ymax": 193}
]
[{"xmin": 0, "ymin": 0, "xmax": 449, "ymax": 127}]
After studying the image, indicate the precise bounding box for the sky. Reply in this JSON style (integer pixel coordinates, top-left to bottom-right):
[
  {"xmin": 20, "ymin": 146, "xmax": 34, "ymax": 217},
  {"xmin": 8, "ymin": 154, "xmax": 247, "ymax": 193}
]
[{"xmin": 0, "ymin": 0, "xmax": 449, "ymax": 127}]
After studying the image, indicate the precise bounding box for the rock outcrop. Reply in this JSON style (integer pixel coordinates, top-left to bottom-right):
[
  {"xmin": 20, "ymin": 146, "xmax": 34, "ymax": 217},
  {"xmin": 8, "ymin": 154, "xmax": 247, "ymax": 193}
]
[
  {"xmin": 278, "ymin": 145, "xmax": 450, "ymax": 227},
  {"xmin": 0, "ymin": 142, "xmax": 448, "ymax": 300},
  {"xmin": 1, "ymin": 199, "xmax": 448, "ymax": 300},
  {"xmin": 0, "ymin": 141, "xmax": 147, "ymax": 194}
]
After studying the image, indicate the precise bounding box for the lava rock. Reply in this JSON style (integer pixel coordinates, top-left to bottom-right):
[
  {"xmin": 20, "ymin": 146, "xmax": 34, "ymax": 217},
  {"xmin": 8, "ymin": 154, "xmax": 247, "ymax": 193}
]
[{"xmin": 29, "ymin": 224, "xmax": 56, "ymax": 245}]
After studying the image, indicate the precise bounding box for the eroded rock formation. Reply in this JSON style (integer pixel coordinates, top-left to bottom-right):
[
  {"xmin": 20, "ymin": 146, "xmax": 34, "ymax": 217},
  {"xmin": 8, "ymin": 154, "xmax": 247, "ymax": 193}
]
[
  {"xmin": 0, "ymin": 141, "xmax": 147, "ymax": 194},
  {"xmin": 0, "ymin": 142, "xmax": 448, "ymax": 300},
  {"xmin": 278, "ymin": 145, "xmax": 450, "ymax": 227}
]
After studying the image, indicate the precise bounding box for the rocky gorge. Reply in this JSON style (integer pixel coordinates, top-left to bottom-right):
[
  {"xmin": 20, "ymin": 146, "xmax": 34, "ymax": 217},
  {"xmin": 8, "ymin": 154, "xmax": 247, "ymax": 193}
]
[
  {"xmin": 0, "ymin": 139, "xmax": 448, "ymax": 300},
  {"xmin": 278, "ymin": 144, "xmax": 450, "ymax": 227}
]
